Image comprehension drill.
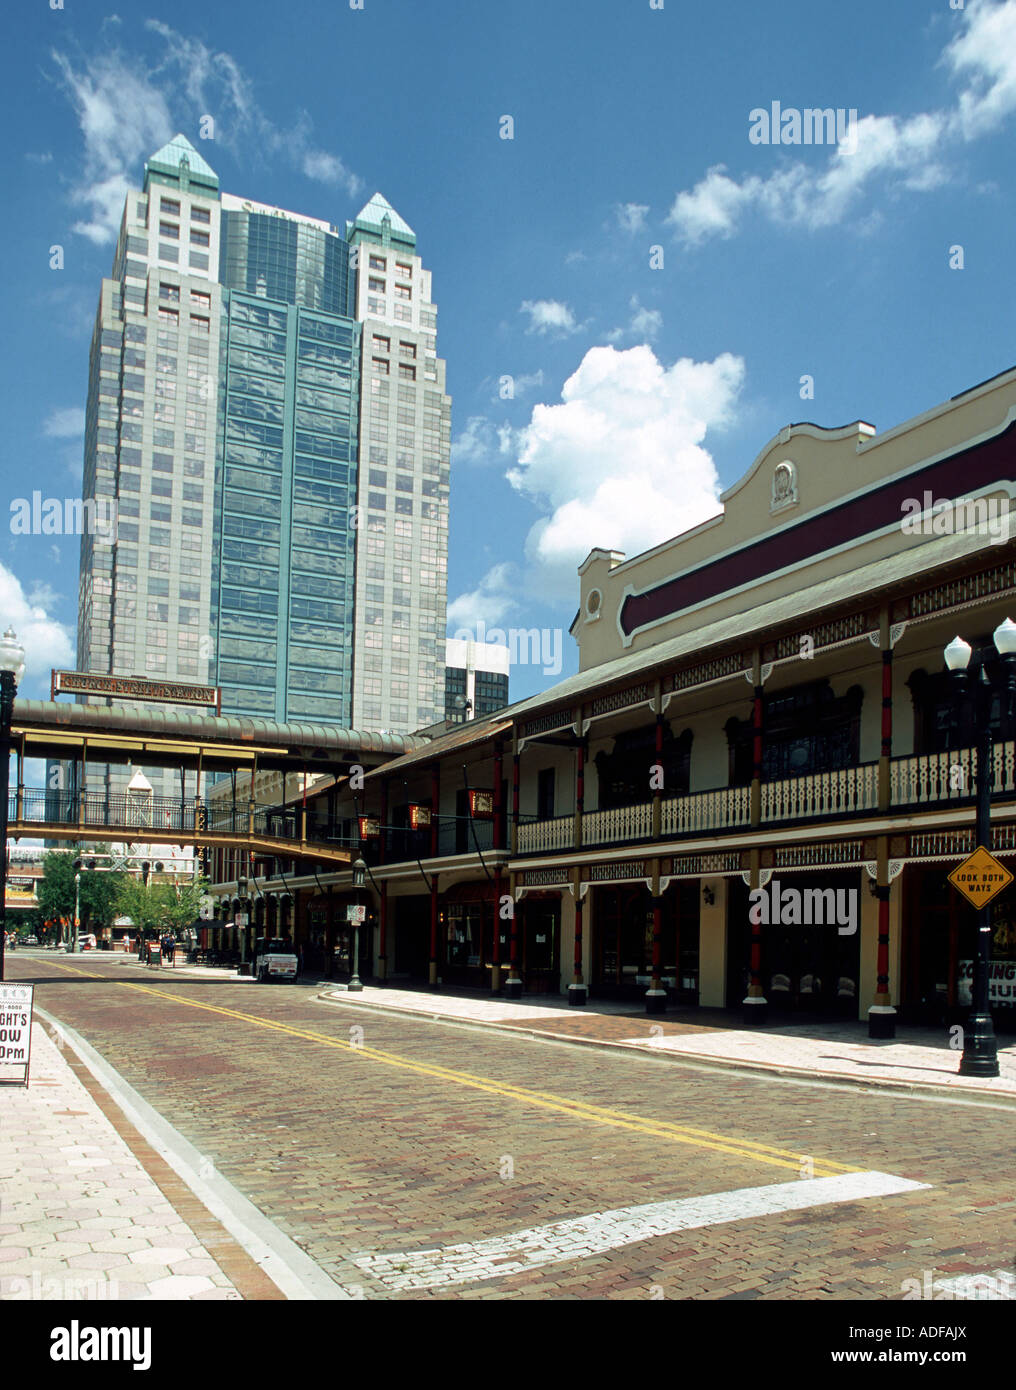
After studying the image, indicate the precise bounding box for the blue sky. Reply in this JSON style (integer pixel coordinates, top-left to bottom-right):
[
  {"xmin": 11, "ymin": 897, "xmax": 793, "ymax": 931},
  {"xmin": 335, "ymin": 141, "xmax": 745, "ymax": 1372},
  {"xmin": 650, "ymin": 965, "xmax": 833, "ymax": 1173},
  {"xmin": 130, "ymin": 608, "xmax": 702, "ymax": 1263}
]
[{"xmin": 3, "ymin": 0, "xmax": 1016, "ymax": 705}]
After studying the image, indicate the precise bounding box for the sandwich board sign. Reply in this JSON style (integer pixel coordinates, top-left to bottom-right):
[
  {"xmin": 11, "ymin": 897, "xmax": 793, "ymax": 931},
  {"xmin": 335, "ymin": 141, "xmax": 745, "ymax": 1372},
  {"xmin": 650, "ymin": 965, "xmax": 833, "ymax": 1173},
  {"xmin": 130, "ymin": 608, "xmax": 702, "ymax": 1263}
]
[{"xmin": 0, "ymin": 982, "xmax": 34, "ymax": 1087}]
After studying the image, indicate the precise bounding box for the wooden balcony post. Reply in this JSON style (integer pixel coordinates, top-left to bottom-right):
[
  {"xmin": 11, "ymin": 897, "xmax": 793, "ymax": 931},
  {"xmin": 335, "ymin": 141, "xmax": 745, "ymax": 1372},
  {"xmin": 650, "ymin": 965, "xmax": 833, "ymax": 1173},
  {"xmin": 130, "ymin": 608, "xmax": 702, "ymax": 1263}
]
[
  {"xmin": 428, "ymin": 874, "xmax": 439, "ymax": 988},
  {"xmin": 510, "ymin": 730, "xmax": 520, "ymax": 857},
  {"xmin": 750, "ymin": 654, "xmax": 763, "ymax": 829},
  {"xmin": 743, "ymin": 847, "xmax": 768, "ymax": 1024},
  {"xmin": 568, "ymin": 867, "xmax": 587, "ymax": 1006},
  {"xmin": 574, "ymin": 706, "xmax": 585, "ymax": 851},
  {"xmin": 646, "ymin": 859, "xmax": 666, "ymax": 1014},
  {"xmin": 491, "ymin": 867, "xmax": 503, "ymax": 993},
  {"xmin": 377, "ymin": 880, "xmax": 388, "ymax": 982},
  {"xmin": 430, "ymin": 766, "xmax": 439, "ymax": 859},
  {"xmin": 878, "ymin": 604, "xmax": 893, "ymax": 815},
  {"xmin": 868, "ymin": 835, "xmax": 898, "ymax": 1038},
  {"xmin": 652, "ymin": 679, "xmax": 664, "ymax": 842},
  {"xmin": 492, "ymin": 742, "xmax": 503, "ymax": 850}
]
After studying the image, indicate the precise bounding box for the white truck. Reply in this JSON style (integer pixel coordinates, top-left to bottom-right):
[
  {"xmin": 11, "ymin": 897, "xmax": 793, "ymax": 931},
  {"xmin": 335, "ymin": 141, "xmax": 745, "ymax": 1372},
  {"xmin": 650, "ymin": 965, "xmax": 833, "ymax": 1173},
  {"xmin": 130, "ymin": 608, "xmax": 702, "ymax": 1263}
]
[{"xmin": 252, "ymin": 937, "xmax": 298, "ymax": 983}]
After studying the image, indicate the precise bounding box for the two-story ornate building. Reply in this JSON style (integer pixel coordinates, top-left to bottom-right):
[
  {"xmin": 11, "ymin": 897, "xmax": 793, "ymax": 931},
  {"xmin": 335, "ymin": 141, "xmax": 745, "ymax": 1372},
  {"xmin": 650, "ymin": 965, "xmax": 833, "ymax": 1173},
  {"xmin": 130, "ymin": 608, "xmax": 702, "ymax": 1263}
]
[{"xmin": 213, "ymin": 366, "xmax": 1016, "ymax": 1037}]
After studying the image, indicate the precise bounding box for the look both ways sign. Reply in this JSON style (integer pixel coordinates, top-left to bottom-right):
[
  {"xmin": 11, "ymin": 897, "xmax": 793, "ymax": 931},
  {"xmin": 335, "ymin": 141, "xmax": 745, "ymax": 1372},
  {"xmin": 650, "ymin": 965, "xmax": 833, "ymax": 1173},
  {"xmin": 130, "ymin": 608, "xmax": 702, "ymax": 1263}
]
[
  {"xmin": 947, "ymin": 846, "xmax": 1014, "ymax": 910},
  {"xmin": 0, "ymin": 982, "xmax": 34, "ymax": 1086}
]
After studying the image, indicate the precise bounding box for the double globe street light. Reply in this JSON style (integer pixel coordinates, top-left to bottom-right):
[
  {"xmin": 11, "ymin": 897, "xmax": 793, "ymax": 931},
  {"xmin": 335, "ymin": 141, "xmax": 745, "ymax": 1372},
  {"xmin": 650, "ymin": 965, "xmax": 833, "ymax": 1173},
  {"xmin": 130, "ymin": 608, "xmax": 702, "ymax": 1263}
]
[
  {"xmin": 942, "ymin": 616, "xmax": 1016, "ymax": 1078},
  {"xmin": 0, "ymin": 629, "xmax": 26, "ymax": 982}
]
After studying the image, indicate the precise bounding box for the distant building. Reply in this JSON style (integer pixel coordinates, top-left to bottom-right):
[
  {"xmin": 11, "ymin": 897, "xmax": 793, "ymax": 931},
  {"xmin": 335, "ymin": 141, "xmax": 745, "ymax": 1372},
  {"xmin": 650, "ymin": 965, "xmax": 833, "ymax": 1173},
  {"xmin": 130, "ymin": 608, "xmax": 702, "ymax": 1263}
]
[{"xmin": 444, "ymin": 638, "xmax": 509, "ymax": 723}]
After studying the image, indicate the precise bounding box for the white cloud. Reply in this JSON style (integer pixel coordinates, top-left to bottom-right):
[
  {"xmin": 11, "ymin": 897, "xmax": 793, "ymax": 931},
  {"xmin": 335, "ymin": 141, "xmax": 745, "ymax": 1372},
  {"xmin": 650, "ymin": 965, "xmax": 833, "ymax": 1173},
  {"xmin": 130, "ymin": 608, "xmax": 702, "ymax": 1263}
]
[
  {"xmin": 0, "ymin": 564, "xmax": 75, "ymax": 693},
  {"xmin": 520, "ymin": 299, "xmax": 581, "ymax": 337},
  {"xmin": 506, "ymin": 345, "xmax": 742, "ymax": 588},
  {"xmin": 300, "ymin": 148, "xmax": 359, "ymax": 188},
  {"xmin": 667, "ymin": 0, "xmax": 1016, "ymax": 245},
  {"xmin": 615, "ymin": 202, "xmax": 649, "ymax": 234},
  {"xmin": 606, "ymin": 296, "xmax": 663, "ymax": 344},
  {"xmin": 451, "ymin": 416, "xmax": 505, "ymax": 465},
  {"xmin": 447, "ymin": 563, "xmax": 521, "ymax": 632},
  {"xmin": 42, "ymin": 407, "xmax": 86, "ymax": 438},
  {"xmin": 52, "ymin": 21, "xmax": 361, "ymax": 245}
]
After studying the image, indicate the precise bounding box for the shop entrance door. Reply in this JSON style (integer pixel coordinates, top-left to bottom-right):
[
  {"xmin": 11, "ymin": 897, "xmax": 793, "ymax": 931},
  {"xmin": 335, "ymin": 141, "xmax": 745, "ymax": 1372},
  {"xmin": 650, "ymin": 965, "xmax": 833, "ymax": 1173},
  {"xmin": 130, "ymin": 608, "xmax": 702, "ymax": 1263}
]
[{"xmin": 522, "ymin": 897, "xmax": 559, "ymax": 993}]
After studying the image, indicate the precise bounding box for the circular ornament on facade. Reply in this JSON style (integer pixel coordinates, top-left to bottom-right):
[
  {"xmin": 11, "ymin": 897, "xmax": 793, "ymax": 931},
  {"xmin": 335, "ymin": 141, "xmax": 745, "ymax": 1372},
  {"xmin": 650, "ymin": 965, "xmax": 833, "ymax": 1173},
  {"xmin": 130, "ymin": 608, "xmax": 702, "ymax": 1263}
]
[{"xmin": 586, "ymin": 588, "xmax": 602, "ymax": 618}]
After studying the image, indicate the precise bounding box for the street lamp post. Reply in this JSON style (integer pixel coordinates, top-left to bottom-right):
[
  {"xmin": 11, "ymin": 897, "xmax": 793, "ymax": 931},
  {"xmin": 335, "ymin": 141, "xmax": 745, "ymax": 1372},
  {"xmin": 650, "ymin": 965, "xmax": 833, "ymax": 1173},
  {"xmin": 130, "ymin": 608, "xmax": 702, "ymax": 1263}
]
[
  {"xmin": 349, "ymin": 858, "xmax": 366, "ymax": 992},
  {"xmin": 73, "ymin": 871, "xmax": 81, "ymax": 955},
  {"xmin": 0, "ymin": 628, "xmax": 26, "ymax": 982},
  {"xmin": 237, "ymin": 875, "xmax": 248, "ymax": 966},
  {"xmin": 942, "ymin": 618, "xmax": 1016, "ymax": 1079}
]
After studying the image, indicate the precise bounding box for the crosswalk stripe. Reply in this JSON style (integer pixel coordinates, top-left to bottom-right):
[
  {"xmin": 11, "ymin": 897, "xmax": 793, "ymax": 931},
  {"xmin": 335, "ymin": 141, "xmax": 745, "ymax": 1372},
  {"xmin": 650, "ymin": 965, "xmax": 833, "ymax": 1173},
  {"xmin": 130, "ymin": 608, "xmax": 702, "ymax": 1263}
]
[{"xmin": 352, "ymin": 1171, "xmax": 931, "ymax": 1291}]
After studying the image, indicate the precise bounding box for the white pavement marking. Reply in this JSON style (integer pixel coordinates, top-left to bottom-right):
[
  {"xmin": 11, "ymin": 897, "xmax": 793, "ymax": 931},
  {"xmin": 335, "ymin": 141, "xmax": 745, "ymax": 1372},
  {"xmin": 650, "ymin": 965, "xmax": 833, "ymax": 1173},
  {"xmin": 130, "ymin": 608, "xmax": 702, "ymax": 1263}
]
[
  {"xmin": 36, "ymin": 1007, "xmax": 355, "ymax": 1301},
  {"xmin": 932, "ymin": 1269, "xmax": 1015, "ymax": 1300},
  {"xmin": 351, "ymin": 1171, "xmax": 930, "ymax": 1291}
]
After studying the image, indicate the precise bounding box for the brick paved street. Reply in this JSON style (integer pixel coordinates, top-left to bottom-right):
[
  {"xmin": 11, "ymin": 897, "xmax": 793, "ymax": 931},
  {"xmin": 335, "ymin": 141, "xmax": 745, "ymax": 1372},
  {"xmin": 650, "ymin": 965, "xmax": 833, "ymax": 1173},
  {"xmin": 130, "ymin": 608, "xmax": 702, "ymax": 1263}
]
[{"xmin": 8, "ymin": 953, "xmax": 1015, "ymax": 1301}]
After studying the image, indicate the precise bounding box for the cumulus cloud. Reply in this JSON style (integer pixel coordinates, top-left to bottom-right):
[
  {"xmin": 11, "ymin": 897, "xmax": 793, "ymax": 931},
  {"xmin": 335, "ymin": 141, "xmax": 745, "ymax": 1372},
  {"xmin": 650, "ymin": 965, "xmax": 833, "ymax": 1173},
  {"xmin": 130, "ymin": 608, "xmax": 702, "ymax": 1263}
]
[
  {"xmin": 668, "ymin": 0, "xmax": 1016, "ymax": 245},
  {"xmin": 520, "ymin": 299, "xmax": 581, "ymax": 337},
  {"xmin": 42, "ymin": 407, "xmax": 86, "ymax": 438},
  {"xmin": 52, "ymin": 20, "xmax": 361, "ymax": 245},
  {"xmin": 606, "ymin": 296, "xmax": 663, "ymax": 344},
  {"xmin": 506, "ymin": 345, "xmax": 743, "ymax": 588},
  {"xmin": 0, "ymin": 563, "xmax": 75, "ymax": 694},
  {"xmin": 451, "ymin": 416, "xmax": 514, "ymax": 466},
  {"xmin": 615, "ymin": 202, "xmax": 650, "ymax": 234},
  {"xmin": 446, "ymin": 563, "xmax": 521, "ymax": 633}
]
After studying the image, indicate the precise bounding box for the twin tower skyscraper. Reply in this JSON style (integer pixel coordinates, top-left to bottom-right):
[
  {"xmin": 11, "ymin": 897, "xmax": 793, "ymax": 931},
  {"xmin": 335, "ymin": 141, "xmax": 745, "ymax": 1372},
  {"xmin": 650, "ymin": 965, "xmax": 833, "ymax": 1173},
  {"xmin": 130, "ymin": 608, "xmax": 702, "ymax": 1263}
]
[{"xmin": 76, "ymin": 135, "xmax": 452, "ymax": 794}]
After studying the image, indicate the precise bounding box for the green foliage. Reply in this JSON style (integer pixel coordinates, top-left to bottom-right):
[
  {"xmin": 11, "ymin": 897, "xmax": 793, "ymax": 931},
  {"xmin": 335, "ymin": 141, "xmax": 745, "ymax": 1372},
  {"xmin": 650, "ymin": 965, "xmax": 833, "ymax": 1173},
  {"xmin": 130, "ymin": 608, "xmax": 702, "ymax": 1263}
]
[
  {"xmin": 114, "ymin": 875, "xmax": 208, "ymax": 937},
  {"xmin": 35, "ymin": 846, "xmax": 127, "ymax": 932}
]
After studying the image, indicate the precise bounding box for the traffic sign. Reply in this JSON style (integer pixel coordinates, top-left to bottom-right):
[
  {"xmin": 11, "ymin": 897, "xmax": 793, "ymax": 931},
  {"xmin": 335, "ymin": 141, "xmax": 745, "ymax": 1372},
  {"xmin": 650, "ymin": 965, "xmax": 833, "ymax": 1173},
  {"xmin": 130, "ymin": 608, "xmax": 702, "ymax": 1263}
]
[
  {"xmin": 948, "ymin": 846, "xmax": 1013, "ymax": 910},
  {"xmin": 346, "ymin": 904, "xmax": 366, "ymax": 924}
]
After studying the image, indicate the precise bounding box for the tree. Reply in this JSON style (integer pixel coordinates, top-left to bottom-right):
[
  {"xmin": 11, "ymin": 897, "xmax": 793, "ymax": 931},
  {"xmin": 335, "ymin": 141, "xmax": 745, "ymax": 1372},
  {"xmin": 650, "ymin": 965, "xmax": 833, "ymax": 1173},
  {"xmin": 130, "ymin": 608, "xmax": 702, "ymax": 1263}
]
[
  {"xmin": 114, "ymin": 875, "xmax": 208, "ymax": 938},
  {"xmin": 36, "ymin": 847, "xmax": 127, "ymax": 938}
]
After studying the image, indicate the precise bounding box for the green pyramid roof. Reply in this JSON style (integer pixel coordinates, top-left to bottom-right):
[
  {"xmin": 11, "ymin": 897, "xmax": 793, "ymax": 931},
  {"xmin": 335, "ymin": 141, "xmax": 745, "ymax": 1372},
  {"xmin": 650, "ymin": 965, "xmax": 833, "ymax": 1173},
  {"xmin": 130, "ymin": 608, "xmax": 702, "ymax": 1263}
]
[
  {"xmin": 145, "ymin": 134, "xmax": 219, "ymax": 189},
  {"xmin": 345, "ymin": 192, "xmax": 416, "ymax": 247}
]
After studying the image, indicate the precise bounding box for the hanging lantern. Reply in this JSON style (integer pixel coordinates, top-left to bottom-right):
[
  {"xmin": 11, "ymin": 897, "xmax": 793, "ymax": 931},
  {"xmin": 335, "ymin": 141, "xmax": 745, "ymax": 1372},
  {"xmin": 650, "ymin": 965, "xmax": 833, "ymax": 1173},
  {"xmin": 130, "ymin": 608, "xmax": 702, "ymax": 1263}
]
[
  {"xmin": 468, "ymin": 789, "xmax": 494, "ymax": 819},
  {"xmin": 358, "ymin": 814, "xmax": 380, "ymax": 840},
  {"xmin": 408, "ymin": 803, "xmax": 431, "ymax": 830}
]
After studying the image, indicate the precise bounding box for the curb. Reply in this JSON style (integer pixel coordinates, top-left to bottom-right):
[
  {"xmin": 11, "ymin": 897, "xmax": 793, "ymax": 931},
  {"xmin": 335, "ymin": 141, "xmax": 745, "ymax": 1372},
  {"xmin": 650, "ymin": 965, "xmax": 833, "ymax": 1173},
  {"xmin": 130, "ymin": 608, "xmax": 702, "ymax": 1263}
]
[{"xmin": 315, "ymin": 991, "xmax": 1016, "ymax": 1111}]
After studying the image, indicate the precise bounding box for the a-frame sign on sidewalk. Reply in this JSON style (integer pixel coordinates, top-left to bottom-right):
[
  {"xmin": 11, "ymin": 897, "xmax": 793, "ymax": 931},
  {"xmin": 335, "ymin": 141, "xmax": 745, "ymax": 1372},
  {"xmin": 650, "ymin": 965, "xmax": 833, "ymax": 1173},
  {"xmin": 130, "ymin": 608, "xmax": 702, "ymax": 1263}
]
[{"xmin": 0, "ymin": 982, "xmax": 34, "ymax": 1087}]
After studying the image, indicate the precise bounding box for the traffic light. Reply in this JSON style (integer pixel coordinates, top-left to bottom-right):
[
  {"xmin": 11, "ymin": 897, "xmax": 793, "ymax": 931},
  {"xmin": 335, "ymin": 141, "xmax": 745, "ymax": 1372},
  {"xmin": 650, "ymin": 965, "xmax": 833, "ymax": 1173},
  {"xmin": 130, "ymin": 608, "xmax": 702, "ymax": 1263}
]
[
  {"xmin": 87, "ymin": 858, "xmax": 97, "ymax": 870},
  {"xmin": 141, "ymin": 861, "xmax": 151, "ymax": 884},
  {"xmin": 72, "ymin": 859, "xmax": 82, "ymax": 873}
]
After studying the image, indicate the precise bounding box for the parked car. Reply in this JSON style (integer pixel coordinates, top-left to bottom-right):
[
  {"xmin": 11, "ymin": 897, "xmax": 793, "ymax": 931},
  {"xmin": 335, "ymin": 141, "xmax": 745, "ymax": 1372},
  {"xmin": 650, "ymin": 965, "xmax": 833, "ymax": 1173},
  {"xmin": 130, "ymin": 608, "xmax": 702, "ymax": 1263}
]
[
  {"xmin": 252, "ymin": 937, "xmax": 298, "ymax": 983},
  {"xmin": 25, "ymin": 935, "xmax": 38, "ymax": 945}
]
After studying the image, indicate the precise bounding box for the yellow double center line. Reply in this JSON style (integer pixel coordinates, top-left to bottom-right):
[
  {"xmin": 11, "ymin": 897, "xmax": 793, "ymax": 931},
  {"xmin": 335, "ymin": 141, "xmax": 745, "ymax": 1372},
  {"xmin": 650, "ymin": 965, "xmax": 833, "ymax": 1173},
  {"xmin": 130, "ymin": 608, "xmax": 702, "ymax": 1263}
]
[{"xmin": 39, "ymin": 960, "xmax": 862, "ymax": 1177}]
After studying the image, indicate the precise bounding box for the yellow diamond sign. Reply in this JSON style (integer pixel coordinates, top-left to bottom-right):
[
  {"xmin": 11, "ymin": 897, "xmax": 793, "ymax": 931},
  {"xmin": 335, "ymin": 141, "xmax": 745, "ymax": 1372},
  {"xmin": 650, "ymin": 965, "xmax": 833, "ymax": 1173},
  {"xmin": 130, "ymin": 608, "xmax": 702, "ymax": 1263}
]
[{"xmin": 948, "ymin": 846, "xmax": 1013, "ymax": 909}]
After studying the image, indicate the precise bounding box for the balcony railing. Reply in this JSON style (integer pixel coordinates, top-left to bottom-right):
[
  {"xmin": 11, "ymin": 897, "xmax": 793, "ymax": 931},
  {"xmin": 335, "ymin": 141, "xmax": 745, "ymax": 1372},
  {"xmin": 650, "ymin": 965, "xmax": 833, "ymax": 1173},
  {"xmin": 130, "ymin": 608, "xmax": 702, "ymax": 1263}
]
[
  {"xmin": 760, "ymin": 762, "xmax": 878, "ymax": 823},
  {"xmin": 664, "ymin": 785, "xmax": 751, "ymax": 836},
  {"xmin": 512, "ymin": 743, "xmax": 1016, "ymax": 856}
]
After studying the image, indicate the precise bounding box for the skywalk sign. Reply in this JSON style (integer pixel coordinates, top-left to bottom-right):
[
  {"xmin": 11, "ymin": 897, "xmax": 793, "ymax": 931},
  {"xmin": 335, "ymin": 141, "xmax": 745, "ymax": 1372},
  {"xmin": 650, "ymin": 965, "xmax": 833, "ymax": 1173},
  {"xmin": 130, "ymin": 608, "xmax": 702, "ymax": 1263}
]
[{"xmin": 948, "ymin": 846, "xmax": 1013, "ymax": 910}]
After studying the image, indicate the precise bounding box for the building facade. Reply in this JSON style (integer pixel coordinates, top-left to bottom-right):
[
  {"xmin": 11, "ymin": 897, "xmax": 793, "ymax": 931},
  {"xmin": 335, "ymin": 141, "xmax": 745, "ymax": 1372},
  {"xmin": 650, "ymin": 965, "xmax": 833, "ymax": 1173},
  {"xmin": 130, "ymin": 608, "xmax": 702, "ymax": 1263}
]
[
  {"xmin": 72, "ymin": 138, "xmax": 452, "ymax": 802},
  {"xmin": 210, "ymin": 367, "xmax": 1016, "ymax": 1033},
  {"xmin": 445, "ymin": 637, "xmax": 510, "ymax": 723}
]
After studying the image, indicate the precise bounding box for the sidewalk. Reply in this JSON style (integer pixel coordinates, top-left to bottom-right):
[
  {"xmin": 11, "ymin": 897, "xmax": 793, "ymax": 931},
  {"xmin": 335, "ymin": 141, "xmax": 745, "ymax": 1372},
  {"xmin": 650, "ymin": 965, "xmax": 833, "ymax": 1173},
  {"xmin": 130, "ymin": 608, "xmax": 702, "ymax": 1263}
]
[
  {"xmin": 0, "ymin": 1023, "xmax": 246, "ymax": 1300},
  {"xmin": 319, "ymin": 984, "xmax": 1016, "ymax": 1104}
]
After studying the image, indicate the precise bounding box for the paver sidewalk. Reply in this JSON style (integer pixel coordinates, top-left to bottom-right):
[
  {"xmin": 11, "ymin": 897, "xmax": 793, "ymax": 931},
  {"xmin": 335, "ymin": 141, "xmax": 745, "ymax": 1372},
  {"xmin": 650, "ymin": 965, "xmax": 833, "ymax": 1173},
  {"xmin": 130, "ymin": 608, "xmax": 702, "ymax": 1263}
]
[
  {"xmin": 0, "ymin": 1023, "xmax": 242, "ymax": 1300},
  {"xmin": 320, "ymin": 984, "xmax": 1016, "ymax": 1101}
]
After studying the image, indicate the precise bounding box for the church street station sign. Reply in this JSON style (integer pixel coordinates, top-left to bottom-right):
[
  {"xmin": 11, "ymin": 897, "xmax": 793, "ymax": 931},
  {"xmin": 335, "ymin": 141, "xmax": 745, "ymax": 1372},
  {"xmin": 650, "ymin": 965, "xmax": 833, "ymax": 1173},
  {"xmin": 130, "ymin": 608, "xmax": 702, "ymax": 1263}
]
[
  {"xmin": 51, "ymin": 670, "xmax": 221, "ymax": 711},
  {"xmin": 947, "ymin": 846, "xmax": 1014, "ymax": 910}
]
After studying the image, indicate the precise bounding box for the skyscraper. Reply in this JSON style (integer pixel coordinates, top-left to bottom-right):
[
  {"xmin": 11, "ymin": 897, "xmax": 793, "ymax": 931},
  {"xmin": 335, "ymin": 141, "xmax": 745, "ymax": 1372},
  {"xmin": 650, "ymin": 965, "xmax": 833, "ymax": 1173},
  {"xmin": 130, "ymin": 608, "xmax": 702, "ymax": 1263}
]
[{"xmin": 72, "ymin": 136, "xmax": 452, "ymax": 799}]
